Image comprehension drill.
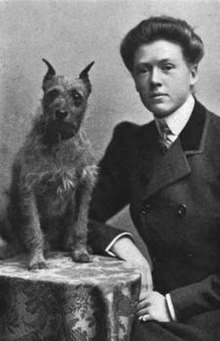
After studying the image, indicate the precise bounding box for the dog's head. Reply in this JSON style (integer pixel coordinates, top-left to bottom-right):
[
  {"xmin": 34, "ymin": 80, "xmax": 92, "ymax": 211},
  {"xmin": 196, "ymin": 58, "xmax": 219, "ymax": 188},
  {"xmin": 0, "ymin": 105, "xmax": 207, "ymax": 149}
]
[{"xmin": 41, "ymin": 59, "xmax": 94, "ymax": 142}]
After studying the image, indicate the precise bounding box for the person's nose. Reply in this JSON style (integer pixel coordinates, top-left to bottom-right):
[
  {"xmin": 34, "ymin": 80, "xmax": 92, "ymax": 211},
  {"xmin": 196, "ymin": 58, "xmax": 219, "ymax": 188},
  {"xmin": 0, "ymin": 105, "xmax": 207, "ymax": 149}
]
[{"xmin": 150, "ymin": 67, "xmax": 162, "ymax": 87}]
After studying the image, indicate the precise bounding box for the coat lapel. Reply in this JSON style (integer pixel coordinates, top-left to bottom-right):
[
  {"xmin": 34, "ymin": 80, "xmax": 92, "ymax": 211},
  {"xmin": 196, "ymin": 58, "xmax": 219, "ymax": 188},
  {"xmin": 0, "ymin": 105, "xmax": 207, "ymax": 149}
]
[
  {"xmin": 140, "ymin": 99, "xmax": 208, "ymax": 200},
  {"xmin": 180, "ymin": 100, "xmax": 208, "ymax": 155}
]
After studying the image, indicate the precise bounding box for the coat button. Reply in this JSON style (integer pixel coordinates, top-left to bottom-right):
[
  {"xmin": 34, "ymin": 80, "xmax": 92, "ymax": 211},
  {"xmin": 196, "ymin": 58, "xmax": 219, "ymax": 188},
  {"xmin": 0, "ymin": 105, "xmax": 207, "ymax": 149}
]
[
  {"xmin": 140, "ymin": 208, "xmax": 147, "ymax": 215},
  {"xmin": 177, "ymin": 203, "xmax": 187, "ymax": 217},
  {"xmin": 145, "ymin": 203, "xmax": 151, "ymax": 212},
  {"xmin": 140, "ymin": 202, "xmax": 151, "ymax": 215}
]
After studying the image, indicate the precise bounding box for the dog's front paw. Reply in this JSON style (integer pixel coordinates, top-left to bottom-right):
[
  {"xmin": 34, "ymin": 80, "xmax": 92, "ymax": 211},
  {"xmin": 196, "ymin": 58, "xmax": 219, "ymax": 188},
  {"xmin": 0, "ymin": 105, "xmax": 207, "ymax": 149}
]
[
  {"xmin": 28, "ymin": 254, "xmax": 47, "ymax": 270},
  {"xmin": 71, "ymin": 248, "xmax": 91, "ymax": 263}
]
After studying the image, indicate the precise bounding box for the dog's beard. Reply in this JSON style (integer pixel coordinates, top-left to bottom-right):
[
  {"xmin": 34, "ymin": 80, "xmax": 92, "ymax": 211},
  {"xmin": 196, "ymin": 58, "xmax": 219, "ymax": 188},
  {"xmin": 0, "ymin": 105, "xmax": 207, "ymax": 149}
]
[{"xmin": 43, "ymin": 121, "xmax": 78, "ymax": 142}]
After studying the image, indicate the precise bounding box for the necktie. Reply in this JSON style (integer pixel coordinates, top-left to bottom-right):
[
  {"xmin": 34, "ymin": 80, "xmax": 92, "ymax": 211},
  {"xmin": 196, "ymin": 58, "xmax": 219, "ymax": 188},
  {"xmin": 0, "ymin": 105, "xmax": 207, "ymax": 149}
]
[{"xmin": 158, "ymin": 120, "xmax": 172, "ymax": 152}]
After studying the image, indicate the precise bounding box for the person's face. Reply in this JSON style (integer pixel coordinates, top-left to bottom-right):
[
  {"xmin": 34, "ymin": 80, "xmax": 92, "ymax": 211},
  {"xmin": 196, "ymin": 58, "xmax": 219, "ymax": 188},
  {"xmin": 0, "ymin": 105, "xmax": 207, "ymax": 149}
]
[{"xmin": 132, "ymin": 40, "xmax": 198, "ymax": 118}]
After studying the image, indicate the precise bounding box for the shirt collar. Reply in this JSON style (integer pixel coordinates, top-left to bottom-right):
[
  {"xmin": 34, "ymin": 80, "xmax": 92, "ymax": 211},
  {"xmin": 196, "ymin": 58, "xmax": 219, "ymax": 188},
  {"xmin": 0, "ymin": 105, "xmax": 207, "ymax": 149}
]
[{"xmin": 155, "ymin": 94, "xmax": 195, "ymax": 137}]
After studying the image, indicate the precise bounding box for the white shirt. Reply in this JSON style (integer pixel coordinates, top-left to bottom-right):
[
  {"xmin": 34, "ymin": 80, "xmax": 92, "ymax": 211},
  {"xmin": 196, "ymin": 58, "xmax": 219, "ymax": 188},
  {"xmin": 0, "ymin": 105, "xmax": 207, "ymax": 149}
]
[{"xmin": 155, "ymin": 94, "xmax": 195, "ymax": 146}]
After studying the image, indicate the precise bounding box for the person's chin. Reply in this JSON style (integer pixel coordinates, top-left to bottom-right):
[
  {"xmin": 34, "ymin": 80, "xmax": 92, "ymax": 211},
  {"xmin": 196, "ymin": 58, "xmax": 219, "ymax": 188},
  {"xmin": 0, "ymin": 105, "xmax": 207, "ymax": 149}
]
[{"xmin": 148, "ymin": 103, "xmax": 172, "ymax": 118}]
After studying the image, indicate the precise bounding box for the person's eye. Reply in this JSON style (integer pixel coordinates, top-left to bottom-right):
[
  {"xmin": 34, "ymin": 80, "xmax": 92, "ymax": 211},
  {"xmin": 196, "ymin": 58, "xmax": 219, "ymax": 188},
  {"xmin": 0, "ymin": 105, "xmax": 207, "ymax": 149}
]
[
  {"xmin": 162, "ymin": 64, "xmax": 175, "ymax": 72},
  {"xmin": 140, "ymin": 67, "xmax": 149, "ymax": 74},
  {"xmin": 135, "ymin": 65, "xmax": 150, "ymax": 75}
]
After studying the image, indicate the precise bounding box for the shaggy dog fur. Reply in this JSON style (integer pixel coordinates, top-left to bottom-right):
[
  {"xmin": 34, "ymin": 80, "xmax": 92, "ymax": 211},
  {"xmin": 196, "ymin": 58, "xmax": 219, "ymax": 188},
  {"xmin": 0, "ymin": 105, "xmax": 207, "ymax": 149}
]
[{"xmin": 2, "ymin": 59, "xmax": 97, "ymax": 270}]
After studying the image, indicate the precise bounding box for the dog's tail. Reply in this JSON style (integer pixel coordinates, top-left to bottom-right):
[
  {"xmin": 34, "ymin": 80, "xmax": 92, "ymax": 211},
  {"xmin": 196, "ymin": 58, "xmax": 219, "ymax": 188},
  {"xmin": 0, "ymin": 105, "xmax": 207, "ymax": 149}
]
[
  {"xmin": 0, "ymin": 214, "xmax": 21, "ymax": 259},
  {"xmin": 0, "ymin": 216, "xmax": 11, "ymax": 259}
]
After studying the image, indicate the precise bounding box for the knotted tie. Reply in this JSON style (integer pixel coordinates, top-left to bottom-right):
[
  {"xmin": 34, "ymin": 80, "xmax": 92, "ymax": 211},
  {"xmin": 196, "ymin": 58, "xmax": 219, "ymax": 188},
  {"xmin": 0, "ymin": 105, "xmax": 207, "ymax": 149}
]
[{"xmin": 158, "ymin": 120, "xmax": 172, "ymax": 152}]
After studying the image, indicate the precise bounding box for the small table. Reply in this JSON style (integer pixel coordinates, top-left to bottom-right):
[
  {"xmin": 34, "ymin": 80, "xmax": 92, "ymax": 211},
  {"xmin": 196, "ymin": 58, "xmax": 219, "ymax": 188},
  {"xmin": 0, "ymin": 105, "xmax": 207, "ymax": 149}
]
[{"xmin": 0, "ymin": 253, "xmax": 141, "ymax": 341}]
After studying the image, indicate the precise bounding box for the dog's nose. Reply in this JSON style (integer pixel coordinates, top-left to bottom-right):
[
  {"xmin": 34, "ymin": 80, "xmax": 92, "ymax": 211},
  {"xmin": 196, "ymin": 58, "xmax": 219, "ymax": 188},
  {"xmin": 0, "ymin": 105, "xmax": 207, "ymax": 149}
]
[{"xmin": 56, "ymin": 110, "xmax": 68, "ymax": 121}]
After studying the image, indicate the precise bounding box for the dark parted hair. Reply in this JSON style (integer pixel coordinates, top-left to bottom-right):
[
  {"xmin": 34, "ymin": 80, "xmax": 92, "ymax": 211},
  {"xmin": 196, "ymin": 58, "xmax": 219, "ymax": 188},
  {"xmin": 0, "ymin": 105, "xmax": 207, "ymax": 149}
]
[{"xmin": 120, "ymin": 16, "xmax": 204, "ymax": 73}]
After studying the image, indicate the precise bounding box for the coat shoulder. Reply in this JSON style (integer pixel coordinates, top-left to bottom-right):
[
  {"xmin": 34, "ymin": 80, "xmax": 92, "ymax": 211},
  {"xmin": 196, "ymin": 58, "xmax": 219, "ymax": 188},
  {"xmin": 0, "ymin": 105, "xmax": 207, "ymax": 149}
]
[
  {"xmin": 113, "ymin": 120, "xmax": 154, "ymax": 141},
  {"xmin": 113, "ymin": 121, "xmax": 142, "ymax": 136},
  {"xmin": 208, "ymin": 109, "xmax": 220, "ymax": 124},
  {"xmin": 110, "ymin": 120, "xmax": 156, "ymax": 156},
  {"xmin": 206, "ymin": 109, "xmax": 220, "ymax": 138}
]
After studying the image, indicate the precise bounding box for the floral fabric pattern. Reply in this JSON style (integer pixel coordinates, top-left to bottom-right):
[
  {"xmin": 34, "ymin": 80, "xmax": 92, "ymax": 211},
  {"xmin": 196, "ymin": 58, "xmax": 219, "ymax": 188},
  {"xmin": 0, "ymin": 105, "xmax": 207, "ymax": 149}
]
[{"xmin": 0, "ymin": 253, "xmax": 140, "ymax": 341}]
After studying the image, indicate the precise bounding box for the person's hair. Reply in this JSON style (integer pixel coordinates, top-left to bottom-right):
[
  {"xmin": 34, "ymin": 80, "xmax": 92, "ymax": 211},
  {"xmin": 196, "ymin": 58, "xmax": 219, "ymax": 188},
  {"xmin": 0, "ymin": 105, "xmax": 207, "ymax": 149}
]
[{"xmin": 120, "ymin": 16, "xmax": 204, "ymax": 73}]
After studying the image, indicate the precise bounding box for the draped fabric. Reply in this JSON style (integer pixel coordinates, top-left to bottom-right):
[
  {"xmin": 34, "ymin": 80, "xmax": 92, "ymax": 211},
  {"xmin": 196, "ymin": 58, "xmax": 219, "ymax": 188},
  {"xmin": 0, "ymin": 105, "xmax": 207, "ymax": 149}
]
[{"xmin": 0, "ymin": 253, "xmax": 140, "ymax": 341}]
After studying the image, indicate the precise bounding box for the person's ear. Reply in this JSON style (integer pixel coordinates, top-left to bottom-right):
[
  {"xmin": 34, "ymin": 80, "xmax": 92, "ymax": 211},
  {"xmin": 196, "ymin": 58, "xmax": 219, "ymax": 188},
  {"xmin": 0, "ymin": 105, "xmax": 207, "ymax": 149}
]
[{"xmin": 190, "ymin": 64, "xmax": 199, "ymax": 86}]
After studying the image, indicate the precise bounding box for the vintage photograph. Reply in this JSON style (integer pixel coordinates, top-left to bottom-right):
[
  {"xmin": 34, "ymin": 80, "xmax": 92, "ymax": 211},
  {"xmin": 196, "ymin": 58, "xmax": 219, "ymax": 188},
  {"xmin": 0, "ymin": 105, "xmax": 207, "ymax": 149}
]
[{"xmin": 0, "ymin": 0, "xmax": 220, "ymax": 340}]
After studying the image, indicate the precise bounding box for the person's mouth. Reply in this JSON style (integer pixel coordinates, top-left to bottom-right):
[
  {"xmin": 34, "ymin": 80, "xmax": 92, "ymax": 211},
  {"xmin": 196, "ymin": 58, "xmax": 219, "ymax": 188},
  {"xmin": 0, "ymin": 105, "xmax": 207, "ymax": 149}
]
[{"xmin": 151, "ymin": 93, "xmax": 168, "ymax": 98}]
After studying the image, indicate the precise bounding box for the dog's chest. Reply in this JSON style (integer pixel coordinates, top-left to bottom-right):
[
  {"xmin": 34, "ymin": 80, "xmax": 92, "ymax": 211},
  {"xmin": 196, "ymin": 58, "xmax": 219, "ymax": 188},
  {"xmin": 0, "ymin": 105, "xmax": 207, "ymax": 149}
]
[
  {"xmin": 36, "ymin": 169, "xmax": 79, "ymax": 217},
  {"xmin": 23, "ymin": 138, "xmax": 88, "ymax": 217}
]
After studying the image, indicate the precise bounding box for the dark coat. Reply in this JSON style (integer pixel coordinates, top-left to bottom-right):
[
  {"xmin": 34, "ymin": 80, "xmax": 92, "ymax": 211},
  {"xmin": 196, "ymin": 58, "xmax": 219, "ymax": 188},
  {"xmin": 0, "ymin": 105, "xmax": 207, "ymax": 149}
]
[{"xmin": 88, "ymin": 100, "xmax": 220, "ymax": 340}]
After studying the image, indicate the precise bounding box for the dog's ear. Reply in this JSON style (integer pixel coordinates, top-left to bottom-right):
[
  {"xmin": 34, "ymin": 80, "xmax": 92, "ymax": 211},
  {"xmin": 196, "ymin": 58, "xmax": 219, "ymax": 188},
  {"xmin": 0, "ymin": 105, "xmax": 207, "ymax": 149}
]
[
  {"xmin": 79, "ymin": 61, "xmax": 95, "ymax": 93},
  {"xmin": 42, "ymin": 58, "xmax": 56, "ymax": 91}
]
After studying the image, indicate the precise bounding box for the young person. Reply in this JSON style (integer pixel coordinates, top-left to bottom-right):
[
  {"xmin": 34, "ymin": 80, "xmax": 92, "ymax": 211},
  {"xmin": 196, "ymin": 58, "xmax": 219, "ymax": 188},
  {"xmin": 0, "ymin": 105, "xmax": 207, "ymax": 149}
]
[{"xmin": 88, "ymin": 16, "xmax": 220, "ymax": 340}]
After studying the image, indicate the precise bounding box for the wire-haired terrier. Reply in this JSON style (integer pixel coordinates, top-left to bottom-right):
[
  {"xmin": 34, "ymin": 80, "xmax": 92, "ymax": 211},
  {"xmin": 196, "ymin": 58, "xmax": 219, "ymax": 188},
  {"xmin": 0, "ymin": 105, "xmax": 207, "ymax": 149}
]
[{"xmin": 4, "ymin": 59, "xmax": 97, "ymax": 270}]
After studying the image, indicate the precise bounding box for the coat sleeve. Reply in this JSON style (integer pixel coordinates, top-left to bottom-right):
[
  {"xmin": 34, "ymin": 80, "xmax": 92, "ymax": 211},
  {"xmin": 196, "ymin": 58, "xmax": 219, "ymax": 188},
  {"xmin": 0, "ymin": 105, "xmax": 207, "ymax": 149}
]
[
  {"xmin": 88, "ymin": 122, "xmax": 133, "ymax": 255},
  {"xmin": 170, "ymin": 274, "xmax": 220, "ymax": 320}
]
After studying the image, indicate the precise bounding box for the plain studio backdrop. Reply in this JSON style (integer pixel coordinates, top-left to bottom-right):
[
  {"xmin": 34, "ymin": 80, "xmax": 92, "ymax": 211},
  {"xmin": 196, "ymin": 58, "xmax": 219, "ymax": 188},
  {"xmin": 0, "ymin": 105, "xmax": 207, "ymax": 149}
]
[{"xmin": 0, "ymin": 0, "xmax": 220, "ymax": 257}]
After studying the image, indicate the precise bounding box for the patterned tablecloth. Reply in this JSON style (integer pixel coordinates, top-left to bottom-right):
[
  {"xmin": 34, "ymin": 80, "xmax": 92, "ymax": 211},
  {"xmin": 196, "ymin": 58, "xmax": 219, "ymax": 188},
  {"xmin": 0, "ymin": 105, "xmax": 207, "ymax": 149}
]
[{"xmin": 0, "ymin": 252, "xmax": 141, "ymax": 341}]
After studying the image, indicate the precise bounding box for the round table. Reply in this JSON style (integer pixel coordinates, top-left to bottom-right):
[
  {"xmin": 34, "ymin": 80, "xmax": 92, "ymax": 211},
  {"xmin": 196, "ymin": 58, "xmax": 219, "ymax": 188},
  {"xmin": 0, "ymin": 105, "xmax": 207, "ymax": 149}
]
[{"xmin": 0, "ymin": 252, "xmax": 141, "ymax": 341}]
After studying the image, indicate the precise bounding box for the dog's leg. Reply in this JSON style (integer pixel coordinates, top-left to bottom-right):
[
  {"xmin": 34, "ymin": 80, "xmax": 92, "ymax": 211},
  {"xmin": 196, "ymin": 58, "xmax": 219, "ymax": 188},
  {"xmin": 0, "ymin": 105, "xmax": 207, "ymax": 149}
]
[
  {"xmin": 64, "ymin": 166, "xmax": 97, "ymax": 263},
  {"xmin": 69, "ymin": 178, "xmax": 93, "ymax": 263},
  {"xmin": 16, "ymin": 189, "xmax": 47, "ymax": 270},
  {"xmin": 71, "ymin": 192, "xmax": 91, "ymax": 263},
  {"xmin": 64, "ymin": 194, "xmax": 91, "ymax": 263}
]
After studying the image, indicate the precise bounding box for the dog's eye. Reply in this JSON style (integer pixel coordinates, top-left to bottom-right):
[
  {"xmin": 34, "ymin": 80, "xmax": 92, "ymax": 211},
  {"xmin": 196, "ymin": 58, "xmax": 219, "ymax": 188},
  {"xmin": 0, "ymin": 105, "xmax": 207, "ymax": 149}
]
[
  {"xmin": 72, "ymin": 91, "xmax": 83, "ymax": 102},
  {"xmin": 47, "ymin": 89, "xmax": 59, "ymax": 99}
]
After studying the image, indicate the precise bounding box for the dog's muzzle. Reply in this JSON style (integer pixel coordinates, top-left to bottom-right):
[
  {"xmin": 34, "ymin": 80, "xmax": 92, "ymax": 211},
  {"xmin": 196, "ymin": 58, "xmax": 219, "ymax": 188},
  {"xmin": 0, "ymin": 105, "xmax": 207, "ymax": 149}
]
[
  {"xmin": 55, "ymin": 109, "xmax": 68, "ymax": 121},
  {"xmin": 44, "ymin": 120, "xmax": 78, "ymax": 142}
]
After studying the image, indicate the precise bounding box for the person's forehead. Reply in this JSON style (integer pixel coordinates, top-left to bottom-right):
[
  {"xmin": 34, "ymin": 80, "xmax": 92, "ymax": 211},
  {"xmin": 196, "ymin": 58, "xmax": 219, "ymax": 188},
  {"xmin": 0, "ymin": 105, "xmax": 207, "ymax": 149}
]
[{"xmin": 134, "ymin": 40, "xmax": 184, "ymax": 64}]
